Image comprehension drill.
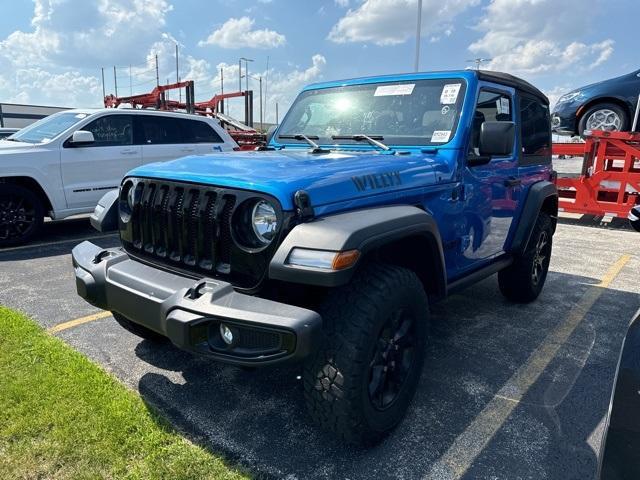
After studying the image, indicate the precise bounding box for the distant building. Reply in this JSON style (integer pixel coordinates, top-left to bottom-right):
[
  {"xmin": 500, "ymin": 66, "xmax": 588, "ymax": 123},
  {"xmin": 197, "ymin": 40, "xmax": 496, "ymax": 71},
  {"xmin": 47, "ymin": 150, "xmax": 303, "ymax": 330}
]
[{"xmin": 0, "ymin": 103, "xmax": 69, "ymax": 128}]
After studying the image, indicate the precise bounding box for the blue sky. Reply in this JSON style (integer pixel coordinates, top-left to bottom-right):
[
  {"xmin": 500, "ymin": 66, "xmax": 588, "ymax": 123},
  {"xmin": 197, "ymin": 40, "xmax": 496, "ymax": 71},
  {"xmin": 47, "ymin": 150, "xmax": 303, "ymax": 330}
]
[{"xmin": 0, "ymin": 0, "xmax": 637, "ymax": 122}]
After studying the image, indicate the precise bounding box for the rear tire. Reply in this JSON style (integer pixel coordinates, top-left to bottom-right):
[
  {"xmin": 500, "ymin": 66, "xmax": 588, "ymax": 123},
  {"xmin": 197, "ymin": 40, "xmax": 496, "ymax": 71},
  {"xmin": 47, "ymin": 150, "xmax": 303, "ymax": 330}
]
[
  {"xmin": 499, "ymin": 212, "xmax": 553, "ymax": 303},
  {"xmin": 0, "ymin": 184, "xmax": 44, "ymax": 247},
  {"xmin": 578, "ymin": 102, "xmax": 628, "ymax": 137},
  {"xmin": 112, "ymin": 312, "xmax": 167, "ymax": 342},
  {"xmin": 303, "ymin": 263, "xmax": 429, "ymax": 446}
]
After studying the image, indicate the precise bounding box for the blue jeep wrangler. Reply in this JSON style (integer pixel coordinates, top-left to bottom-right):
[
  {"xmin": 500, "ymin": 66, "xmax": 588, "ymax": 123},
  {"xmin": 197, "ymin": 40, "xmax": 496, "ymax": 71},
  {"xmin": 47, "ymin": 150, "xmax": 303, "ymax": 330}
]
[{"xmin": 72, "ymin": 70, "xmax": 558, "ymax": 445}]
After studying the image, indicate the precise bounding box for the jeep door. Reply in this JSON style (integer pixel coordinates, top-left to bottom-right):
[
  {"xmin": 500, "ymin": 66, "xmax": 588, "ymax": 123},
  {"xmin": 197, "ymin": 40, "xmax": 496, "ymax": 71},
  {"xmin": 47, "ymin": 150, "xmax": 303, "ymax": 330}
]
[
  {"xmin": 459, "ymin": 86, "xmax": 521, "ymax": 270},
  {"xmin": 60, "ymin": 114, "xmax": 141, "ymax": 209},
  {"xmin": 136, "ymin": 115, "xmax": 197, "ymax": 164}
]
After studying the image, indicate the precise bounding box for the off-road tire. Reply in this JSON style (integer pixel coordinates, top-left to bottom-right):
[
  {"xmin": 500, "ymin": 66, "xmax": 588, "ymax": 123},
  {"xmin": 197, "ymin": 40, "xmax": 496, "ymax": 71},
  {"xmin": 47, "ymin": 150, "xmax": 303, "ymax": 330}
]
[
  {"xmin": 578, "ymin": 102, "xmax": 628, "ymax": 137},
  {"xmin": 112, "ymin": 311, "xmax": 167, "ymax": 342},
  {"xmin": 303, "ymin": 263, "xmax": 429, "ymax": 446},
  {"xmin": 498, "ymin": 212, "xmax": 553, "ymax": 303},
  {"xmin": 0, "ymin": 184, "xmax": 44, "ymax": 248}
]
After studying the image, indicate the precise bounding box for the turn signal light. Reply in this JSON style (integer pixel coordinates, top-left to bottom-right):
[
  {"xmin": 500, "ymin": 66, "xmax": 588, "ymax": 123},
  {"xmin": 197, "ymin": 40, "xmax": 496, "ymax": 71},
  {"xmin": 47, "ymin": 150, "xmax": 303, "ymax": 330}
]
[{"xmin": 331, "ymin": 249, "xmax": 360, "ymax": 270}]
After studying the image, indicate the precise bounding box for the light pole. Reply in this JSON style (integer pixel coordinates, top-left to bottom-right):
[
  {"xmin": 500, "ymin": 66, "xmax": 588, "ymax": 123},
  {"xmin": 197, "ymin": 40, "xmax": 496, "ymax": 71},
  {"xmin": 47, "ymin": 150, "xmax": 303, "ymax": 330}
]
[
  {"xmin": 238, "ymin": 57, "xmax": 253, "ymax": 92},
  {"xmin": 466, "ymin": 58, "xmax": 492, "ymax": 70},
  {"xmin": 414, "ymin": 0, "xmax": 422, "ymax": 72},
  {"xmin": 243, "ymin": 73, "xmax": 263, "ymax": 131}
]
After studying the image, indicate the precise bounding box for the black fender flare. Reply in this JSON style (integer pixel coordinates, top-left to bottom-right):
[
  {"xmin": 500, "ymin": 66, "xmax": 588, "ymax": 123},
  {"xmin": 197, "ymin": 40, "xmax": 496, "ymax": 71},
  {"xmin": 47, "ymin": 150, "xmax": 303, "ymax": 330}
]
[
  {"xmin": 268, "ymin": 205, "xmax": 446, "ymax": 296},
  {"xmin": 510, "ymin": 180, "xmax": 558, "ymax": 255}
]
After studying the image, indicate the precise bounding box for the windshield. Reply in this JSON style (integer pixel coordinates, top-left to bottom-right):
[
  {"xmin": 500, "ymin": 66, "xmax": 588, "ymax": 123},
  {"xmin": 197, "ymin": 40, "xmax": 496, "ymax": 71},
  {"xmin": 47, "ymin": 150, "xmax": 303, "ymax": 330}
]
[
  {"xmin": 8, "ymin": 112, "xmax": 89, "ymax": 144},
  {"xmin": 276, "ymin": 78, "xmax": 467, "ymax": 147}
]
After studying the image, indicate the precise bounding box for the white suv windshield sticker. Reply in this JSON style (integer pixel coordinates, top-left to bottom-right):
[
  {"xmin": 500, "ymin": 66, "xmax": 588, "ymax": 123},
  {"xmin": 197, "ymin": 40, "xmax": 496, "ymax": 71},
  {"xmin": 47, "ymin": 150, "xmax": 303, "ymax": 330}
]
[
  {"xmin": 374, "ymin": 84, "xmax": 415, "ymax": 96},
  {"xmin": 440, "ymin": 83, "xmax": 461, "ymax": 104},
  {"xmin": 431, "ymin": 130, "xmax": 451, "ymax": 142}
]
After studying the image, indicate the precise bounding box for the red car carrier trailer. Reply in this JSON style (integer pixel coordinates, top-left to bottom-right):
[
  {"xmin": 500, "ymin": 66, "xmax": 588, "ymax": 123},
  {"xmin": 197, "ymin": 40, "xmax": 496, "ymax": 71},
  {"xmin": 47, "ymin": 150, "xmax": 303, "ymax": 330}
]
[{"xmin": 552, "ymin": 129, "xmax": 640, "ymax": 220}]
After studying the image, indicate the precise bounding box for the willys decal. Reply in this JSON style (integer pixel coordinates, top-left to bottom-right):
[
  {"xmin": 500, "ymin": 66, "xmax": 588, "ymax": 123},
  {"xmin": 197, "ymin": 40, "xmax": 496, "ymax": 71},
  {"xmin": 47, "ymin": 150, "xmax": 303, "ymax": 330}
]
[{"xmin": 351, "ymin": 171, "xmax": 402, "ymax": 192}]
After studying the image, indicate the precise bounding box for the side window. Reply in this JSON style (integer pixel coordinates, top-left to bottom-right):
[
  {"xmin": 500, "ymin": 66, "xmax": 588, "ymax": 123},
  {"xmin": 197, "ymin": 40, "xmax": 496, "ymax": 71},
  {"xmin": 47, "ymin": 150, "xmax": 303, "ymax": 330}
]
[
  {"xmin": 82, "ymin": 115, "xmax": 132, "ymax": 146},
  {"xmin": 469, "ymin": 90, "xmax": 512, "ymax": 156},
  {"xmin": 180, "ymin": 119, "xmax": 223, "ymax": 143},
  {"xmin": 519, "ymin": 94, "xmax": 551, "ymax": 161},
  {"xmin": 139, "ymin": 116, "xmax": 181, "ymax": 144}
]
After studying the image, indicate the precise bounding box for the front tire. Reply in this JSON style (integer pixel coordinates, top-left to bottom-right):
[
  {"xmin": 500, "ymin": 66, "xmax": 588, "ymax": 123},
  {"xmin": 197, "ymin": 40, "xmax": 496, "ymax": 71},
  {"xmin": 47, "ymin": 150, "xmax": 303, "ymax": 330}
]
[
  {"xmin": 0, "ymin": 184, "xmax": 44, "ymax": 247},
  {"xmin": 112, "ymin": 312, "xmax": 167, "ymax": 342},
  {"xmin": 303, "ymin": 263, "xmax": 429, "ymax": 446},
  {"xmin": 499, "ymin": 212, "xmax": 553, "ymax": 303},
  {"xmin": 578, "ymin": 102, "xmax": 628, "ymax": 136}
]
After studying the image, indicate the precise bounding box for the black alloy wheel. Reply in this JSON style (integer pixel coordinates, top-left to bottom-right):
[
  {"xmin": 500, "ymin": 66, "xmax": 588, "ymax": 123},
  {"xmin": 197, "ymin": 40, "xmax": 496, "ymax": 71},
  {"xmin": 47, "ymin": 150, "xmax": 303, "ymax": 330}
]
[
  {"xmin": 368, "ymin": 309, "xmax": 417, "ymax": 411},
  {"xmin": 0, "ymin": 184, "xmax": 44, "ymax": 247},
  {"xmin": 531, "ymin": 230, "xmax": 550, "ymax": 287}
]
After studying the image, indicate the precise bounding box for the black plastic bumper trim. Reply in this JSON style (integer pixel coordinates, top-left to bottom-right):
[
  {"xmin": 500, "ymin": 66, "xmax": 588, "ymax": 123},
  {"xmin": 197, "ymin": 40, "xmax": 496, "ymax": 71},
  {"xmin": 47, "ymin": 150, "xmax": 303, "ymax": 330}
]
[{"xmin": 72, "ymin": 241, "xmax": 322, "ymax": 366}]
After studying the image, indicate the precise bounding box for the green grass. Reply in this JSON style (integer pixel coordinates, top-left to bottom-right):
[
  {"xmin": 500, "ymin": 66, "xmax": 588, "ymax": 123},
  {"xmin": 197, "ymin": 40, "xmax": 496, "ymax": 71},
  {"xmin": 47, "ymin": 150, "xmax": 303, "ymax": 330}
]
[{"xmin": 0, "ymin": 306, "xmax": 248, "ymax": 480}]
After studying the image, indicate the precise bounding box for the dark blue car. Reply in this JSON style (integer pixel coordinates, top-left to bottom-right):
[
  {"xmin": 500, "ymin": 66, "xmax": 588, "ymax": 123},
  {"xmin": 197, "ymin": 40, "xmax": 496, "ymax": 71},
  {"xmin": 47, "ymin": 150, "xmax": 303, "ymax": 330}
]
[{"xmin": 552, "ymin": 69, "xmax": 640, "ymax": 136}]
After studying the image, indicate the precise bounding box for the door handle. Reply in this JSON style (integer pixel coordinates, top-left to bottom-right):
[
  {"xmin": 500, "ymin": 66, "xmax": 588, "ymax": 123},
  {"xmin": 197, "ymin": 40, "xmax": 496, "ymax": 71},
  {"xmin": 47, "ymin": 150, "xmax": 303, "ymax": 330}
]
[
  {"xmin": 503, "ymin": 178, "xmax": 522, "ymax": 187},
  {"xmin": 180, "ymin": 147, "xmax": 196, "ymax": 153},
  {"xmin": 120, "ymin": 148, "xmax": 137, "ymax": 155}
]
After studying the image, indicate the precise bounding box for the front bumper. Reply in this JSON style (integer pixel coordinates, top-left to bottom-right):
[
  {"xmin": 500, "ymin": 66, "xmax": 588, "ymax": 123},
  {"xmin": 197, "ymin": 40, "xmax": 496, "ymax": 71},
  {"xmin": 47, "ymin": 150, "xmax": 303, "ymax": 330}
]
[
  {"xmin": 552, "ymin": 103, "xmax": 579, "ymax": 136},
  {"xmin": 71, "ymin": 241, "xmax": 322, "ymax": 366}
]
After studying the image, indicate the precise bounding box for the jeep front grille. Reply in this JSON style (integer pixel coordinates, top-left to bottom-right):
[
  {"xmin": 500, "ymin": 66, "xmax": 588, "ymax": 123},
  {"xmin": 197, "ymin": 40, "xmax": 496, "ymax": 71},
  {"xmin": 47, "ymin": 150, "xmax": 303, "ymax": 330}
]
[{"xmin": 119, "ymin": 178, "xmax": 286, "ymax": 289}]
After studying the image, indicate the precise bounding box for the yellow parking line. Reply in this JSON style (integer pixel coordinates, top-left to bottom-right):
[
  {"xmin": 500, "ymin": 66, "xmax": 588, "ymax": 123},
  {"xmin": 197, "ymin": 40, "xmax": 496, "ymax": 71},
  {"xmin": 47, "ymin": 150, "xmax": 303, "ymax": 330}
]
[
  {"xmin": 426, "ymin": 254, "xmax": 631, "ymax": 480},
  {"xmin": 48, "ymin": 311, "xmax": 112, "ymax": 334}
]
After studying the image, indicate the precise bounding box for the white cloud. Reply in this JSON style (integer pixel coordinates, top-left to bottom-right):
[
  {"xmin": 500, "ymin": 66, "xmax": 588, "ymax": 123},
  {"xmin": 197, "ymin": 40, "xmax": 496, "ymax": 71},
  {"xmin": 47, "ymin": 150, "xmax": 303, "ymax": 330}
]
[
  {"xmin": 334, "ymin": 0, "xmax": 350, "ymax": 6},
  {"xmin": 0, "ymin": 0, "xmax": 174, "ymax": 106},
  {"xmin": 470, "ymin": 0, "xmax": 614, "ymax": 75},
  {"xmin": 264, "ymin": 54, "xmax": 327, "ymax": 122},
  {"xmin": 328, "ymin": 0, "xmax": 479, "ymax": 46},
  {"xmin": 1, "ymin": 0, "xmax": 173, "ymax": 68},
  {"xmin": 198, "ymin": 17, "xmax": 285, "ymax": 49},
  {"xmin": 9, "ymin": 69, "xmax": 101, "ymax": 106}
]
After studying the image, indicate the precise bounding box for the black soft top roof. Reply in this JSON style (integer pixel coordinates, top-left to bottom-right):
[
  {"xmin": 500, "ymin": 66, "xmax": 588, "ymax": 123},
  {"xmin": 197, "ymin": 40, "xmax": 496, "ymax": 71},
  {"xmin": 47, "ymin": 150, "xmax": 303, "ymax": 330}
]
[{"xmin": 477, "ymin": 71, "xmax": 549, "ymax": 105}]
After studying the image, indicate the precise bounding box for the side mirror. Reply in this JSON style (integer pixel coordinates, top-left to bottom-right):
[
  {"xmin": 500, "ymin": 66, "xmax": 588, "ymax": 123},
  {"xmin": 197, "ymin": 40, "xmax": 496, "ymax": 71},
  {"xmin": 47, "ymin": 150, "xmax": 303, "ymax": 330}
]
[
  {"xmin": 70, "ymin": 130, "xmax": 95, "ymax": 146},
  {"xmin": 89, "ymin": 189, "xmax": 119, "ymax": 232},
  {"xmin": 479, "ymin": 121, "xmax": 515, "ymax": 156},
  {"xmin": 266, "ymin": 125, "xmax": 278, "ymax": 145}
]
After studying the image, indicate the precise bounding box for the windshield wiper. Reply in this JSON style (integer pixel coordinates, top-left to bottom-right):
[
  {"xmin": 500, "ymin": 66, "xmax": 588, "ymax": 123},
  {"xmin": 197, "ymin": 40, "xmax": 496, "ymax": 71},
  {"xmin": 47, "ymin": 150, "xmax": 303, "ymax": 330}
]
[
  {"xmin": 278, "ymin": 134, "xmax": 329, "ymax": 154},
  {"xmin": 332, "ymin": 134, "xmax": 391, "ymax": 151},
  {"xmin": 2, "ymin": 137, "xmax": 18, "ymax": 142}
]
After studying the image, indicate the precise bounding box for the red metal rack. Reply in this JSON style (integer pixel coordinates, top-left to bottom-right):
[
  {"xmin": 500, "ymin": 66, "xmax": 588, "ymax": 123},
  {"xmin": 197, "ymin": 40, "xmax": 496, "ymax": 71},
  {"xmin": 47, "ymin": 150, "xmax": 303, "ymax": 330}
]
[
  {"xmin": 104, "ymin": 81, "xmax": 265, "ymax": 150},
  {"xmin": 552, "ymin": 130, "xmax": 640, "ymax": 218}
]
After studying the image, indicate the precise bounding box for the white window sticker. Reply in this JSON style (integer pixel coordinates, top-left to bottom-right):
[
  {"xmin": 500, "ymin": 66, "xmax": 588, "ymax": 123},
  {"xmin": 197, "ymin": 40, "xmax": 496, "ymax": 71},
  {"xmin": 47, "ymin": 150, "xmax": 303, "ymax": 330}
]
[
  {"xmin": 500, "ymin": 97, "xmax": 510, "ymax": 115},
  {"xmin": 431, "ymin": 130, "xmax": 451, "ymax": 143},
  {"xmin": 440, "ymin": 83, "xmax": 461, "ymax": 104},
  {"xmin": 374, "ymin": 84, "xmax": 415, "ymax": 96}
]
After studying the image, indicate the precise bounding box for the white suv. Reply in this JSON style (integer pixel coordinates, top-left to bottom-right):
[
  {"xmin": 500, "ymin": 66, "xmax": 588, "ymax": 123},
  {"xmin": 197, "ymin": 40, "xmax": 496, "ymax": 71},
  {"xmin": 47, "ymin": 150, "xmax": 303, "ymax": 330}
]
[{"xmin": 0, "ymin": 109, "xmax": 238, "ymax": 247}]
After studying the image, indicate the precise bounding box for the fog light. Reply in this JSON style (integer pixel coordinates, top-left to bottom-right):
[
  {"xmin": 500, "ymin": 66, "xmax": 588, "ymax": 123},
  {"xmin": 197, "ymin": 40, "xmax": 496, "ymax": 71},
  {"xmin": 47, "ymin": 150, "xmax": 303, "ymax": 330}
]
[{"xmin": 220, "ymin": 323, "xmax": 235, "ymax": 345}]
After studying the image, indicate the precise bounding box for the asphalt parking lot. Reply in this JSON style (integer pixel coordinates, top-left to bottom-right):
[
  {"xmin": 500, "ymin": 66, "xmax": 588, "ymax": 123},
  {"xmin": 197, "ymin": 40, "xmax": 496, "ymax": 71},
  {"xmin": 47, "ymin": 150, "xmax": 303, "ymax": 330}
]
[{"xmin": 1, "ymin": 215, "xmax": 638, "ymax": 480}]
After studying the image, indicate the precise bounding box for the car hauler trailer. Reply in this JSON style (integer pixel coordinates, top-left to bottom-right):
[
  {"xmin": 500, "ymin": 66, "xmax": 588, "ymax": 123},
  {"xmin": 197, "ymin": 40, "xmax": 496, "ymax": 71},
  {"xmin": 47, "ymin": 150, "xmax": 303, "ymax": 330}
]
[{"xmin": 552, "ymin": 130, "xmax": 640, "ymax": 220}]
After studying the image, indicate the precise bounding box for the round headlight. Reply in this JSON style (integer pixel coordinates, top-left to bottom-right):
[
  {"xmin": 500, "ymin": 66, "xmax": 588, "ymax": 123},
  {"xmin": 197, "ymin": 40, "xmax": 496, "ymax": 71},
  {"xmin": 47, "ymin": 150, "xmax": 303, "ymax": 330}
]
[{"xmin": 251, "ymin": 200, "xmax": 278, "ymax": 244}]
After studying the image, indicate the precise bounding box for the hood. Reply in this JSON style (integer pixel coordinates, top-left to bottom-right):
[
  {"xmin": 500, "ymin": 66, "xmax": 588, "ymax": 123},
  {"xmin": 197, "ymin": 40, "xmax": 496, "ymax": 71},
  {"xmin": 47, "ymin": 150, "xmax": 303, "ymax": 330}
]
[
  {"xmin": 129, "ymin": 149, "xmax": 443, "ymax": 210},
  {"xmin": 0, "ymin": 140, "xmax": 39, "ymax": 153}
]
